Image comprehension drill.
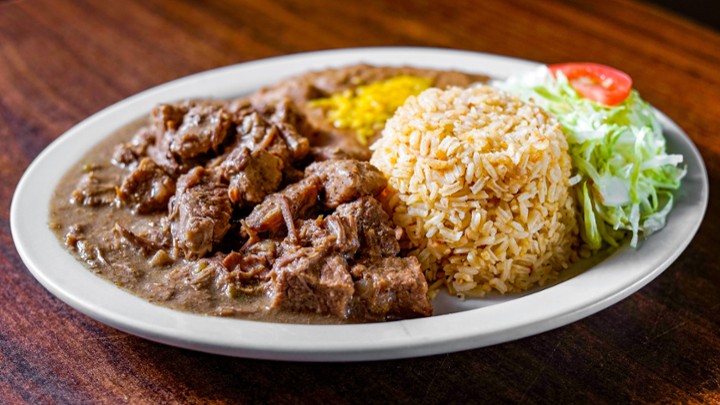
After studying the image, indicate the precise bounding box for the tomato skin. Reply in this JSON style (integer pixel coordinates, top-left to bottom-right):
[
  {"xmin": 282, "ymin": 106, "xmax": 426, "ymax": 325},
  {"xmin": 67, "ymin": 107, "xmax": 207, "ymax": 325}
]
[{"xmin": 548, "ymin": 63, "xmax": 633, "ymax": 106}]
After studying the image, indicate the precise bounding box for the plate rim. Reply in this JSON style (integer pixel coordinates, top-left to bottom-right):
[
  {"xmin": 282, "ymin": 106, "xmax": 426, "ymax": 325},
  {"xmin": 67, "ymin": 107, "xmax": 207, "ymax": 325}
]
[{"xmin": 10, "ymin": 47, "xmax": 709, "ymax": 362}]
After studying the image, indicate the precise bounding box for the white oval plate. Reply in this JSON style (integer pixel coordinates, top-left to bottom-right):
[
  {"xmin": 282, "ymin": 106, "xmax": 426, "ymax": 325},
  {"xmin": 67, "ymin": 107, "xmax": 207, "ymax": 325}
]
[{"xmin": 11, "ymin": 48, "xmax": 708, "ymax": 361}]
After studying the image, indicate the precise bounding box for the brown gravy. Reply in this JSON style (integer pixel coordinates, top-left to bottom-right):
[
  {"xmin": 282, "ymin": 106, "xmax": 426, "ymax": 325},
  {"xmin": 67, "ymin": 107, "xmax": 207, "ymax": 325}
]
[{"xmin": 51, "ymin": 119, "xmax": 334, "ymax": 323}]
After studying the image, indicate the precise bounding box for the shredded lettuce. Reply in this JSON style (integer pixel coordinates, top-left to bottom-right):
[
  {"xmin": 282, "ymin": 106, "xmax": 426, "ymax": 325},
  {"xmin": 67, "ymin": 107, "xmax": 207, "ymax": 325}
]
[{"xmin": 495, "ymin": 67, "xmax": 685, "ymax": 249}]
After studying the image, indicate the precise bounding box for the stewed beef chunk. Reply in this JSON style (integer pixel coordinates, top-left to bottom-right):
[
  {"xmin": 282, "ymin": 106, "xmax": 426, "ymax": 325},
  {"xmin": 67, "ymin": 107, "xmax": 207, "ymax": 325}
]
[
  {"xmin": 292, "ymin": 196, "xmax": 398, "ymax": 258},
  {"xmin": 147, "ymin": 101, "xmax": 232, "ymax": 175},
  {"xmin": 276, "ymin": 121, "xmax": 310, "ymax": 163},
  {"xmin": 222, "ymin": 239, "xmax": 278, "ymax": 280},
  {"xmin": 262, "ymin": 98, "xmax": 312, "ymax": 135},
  {"xmin": 169, "ymin": 167, "xmax": 232, "ymax": 259},
  {"xmin": 117, "ymin": 158, "xmax": 175, "ymax": 214},
  {"xmin": 155, "ymin": 102, "xmax": 232, "ymax": 160},
  {"xmin": 332, "ymin": 197, "xmax": 400, "ymax": 258},
  {"xmin": 230, "ymin": 103, "xmax": 311, "ymax": 164},
  {"xmin": 221, "ymin": 148, "xmax": 284, "ymax": 206},
  {"xmin": 260, "ymin": 98, "xmax": 312, "ymax": 160},
  {"xmin": 295, "ymin": 197, "xmax": 401, "ymax": 257},
  {"xmin": 112, "ymin": 127, "xmax": 155, "ymax": 168},
  {"xmin": 208, "ymin": 100, "xmax": 313, "ymax": 208},
  {"xmin": 350, "ymin": 256, "xmax": 432, "ymax": 320},
  {"xmin": 305, "ymin": 160, "xmax": 387, "ymax": 208},
  {"xmin": 244, "ymin": 176, "xmax": 322, "ymax": 236},
  {"xmin": 152, "ymin": 103, "xmax": 186, "ymax": 133},
  {"xmin": 70, "ymin": 171, "xmax": 117, "ymax": 206},
  {"xmin": 149, "ymin": 103, "xmax": 188, "ymax": 175},
  {"xmin": 214, "ymin": 112, "xmax": 288, "ymax": 207},
  {"xmin": 295, "ymin": 214, "xmax": 361, "ymax": 256},
  {"xmin": 146, "ymin": 144, "xmax": 191, "ymax": 177},
  {"xmin": 234, "ymin": 112, "xmax": 290, "ymax": 163},
  {"xmin": 269, "ymin": 248, "xmax": 354, "ymax": 318}
]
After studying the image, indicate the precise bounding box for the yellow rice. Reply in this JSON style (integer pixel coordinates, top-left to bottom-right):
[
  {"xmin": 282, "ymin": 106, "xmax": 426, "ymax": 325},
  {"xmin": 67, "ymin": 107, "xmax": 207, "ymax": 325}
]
[
  {"xmin": 370, "ymin": 85, "xmax": 578, "ymax": 296},
  {"xmin": 310, "ymin": 75, "xmax": 431, "ymax": 144}
]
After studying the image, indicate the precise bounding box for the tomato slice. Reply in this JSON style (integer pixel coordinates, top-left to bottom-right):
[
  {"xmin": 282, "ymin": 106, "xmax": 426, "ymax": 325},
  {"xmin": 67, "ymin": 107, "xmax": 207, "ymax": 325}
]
[{"xmin": 548, "ymin": 63, "xmax": 632, "ymax": 106}]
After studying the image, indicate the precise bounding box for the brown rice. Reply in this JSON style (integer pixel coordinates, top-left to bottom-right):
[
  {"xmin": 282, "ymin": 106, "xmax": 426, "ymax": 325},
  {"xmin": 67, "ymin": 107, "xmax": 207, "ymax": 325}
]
[{"xmin": 370, "ymin": 85, "xmax": 578, "ymax": 296}]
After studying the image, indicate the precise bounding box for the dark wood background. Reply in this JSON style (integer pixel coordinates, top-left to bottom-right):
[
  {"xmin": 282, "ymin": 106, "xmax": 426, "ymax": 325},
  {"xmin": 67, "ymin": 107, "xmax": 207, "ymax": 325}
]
[{"xmin": 2, "ymin": 0, "xmax": 719, "ymax": 403}]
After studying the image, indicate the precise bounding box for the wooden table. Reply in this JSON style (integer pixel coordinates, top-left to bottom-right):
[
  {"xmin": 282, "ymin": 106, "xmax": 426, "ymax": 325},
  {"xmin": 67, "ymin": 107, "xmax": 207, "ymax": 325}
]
[{"xmin": 2, "ymin": 0, "xmax": 719, "ymax": 403}]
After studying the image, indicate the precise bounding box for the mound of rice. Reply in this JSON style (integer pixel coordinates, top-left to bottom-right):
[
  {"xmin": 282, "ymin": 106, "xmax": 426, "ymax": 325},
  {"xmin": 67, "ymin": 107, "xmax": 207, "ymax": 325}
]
[{"xmin": 370, "ymin": 85, "xmax": 578, "ymax": 296}]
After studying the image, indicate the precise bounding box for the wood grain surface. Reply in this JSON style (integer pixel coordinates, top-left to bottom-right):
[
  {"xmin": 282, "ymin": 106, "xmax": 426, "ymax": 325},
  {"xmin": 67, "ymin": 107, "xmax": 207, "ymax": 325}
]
[{"xmin": 2, "ymin": 0, "xmax": 719, "ymax": 403}]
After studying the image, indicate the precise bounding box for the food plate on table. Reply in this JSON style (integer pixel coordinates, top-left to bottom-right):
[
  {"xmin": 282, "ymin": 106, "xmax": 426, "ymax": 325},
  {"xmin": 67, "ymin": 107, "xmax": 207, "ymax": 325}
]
[{"xmin": 11, "ymin": 48, "xmax": 708, "ymax": 361}]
